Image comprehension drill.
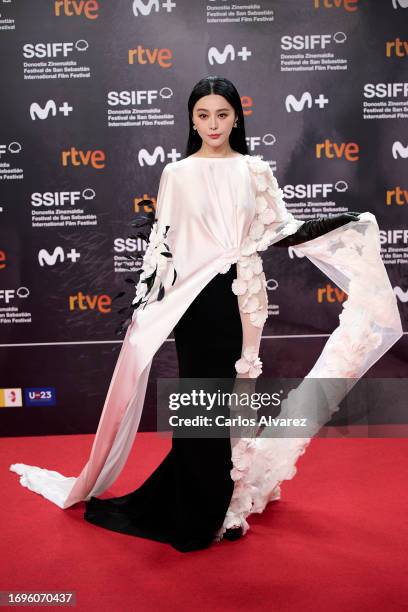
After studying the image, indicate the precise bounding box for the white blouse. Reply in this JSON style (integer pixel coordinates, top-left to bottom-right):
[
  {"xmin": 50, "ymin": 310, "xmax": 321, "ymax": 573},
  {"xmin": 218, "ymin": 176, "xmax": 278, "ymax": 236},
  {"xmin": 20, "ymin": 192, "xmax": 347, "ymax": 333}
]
[{"xmin": 130, "ymin": 154, "xmax": 305, "ymax": 378}]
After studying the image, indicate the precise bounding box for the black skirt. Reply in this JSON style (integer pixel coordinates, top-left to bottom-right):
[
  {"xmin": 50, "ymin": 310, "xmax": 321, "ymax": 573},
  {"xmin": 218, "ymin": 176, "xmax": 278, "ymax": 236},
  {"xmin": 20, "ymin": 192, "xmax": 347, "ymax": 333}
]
[{"xmin": 84, "ymin": 264, "xmax": 243, "ymax": 552}]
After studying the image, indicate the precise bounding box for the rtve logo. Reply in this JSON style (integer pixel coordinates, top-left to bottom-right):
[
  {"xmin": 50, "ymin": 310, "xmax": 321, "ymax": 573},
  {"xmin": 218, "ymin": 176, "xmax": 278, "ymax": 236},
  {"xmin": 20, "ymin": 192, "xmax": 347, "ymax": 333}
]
[
  {"xmin": 128, "ymin": 46, "xmax": 172, "ymax": 67},
  {"xmin": 281, "ymin": 32, "xmax": 347, "ymax": 51},
  {"xmin": 61, "ymin": 147, "xmax": 106, "ymax": 169},
  {"xmin": 69, "ymin": 292, "xmax": 111, "ymax": 313},
  {"xmin": 317, "ymin": 284, "xmax": 347, "ymax": 304},
  {"xmin": 313, "ymin": 0, "xmax": 358, "ymax": 11},
  {"xmin": 133, "ymin": 193, "xmax": 158, "ymax": 214},
  {"xmin": 30, "ymin": 100, "xmax": 73, "ymax": 120},
  {"xmin": 54, "ymin": 0, "xmax": 99, "ymax": 19},
  {"xmin": 315, "ymin": 139, "xmax": 359, "ymax": 161},
  {"xmin": 386, "ymin": 38, "xmax": 408, "ymax": 57},
  {"xmin": 38, "ymin": 247, "xmax": 81, "ymax": 266},
  {"xmin": 208, "ymin": 45, "xmax": 252, "ymax": 65},
  {"xmin": 107, "ymin": 88, "xmax": 173, "ymax": 106},
  {"xmin": 285, "ymin": 92, "xmax": 329, "ymax": 112},
  {"xmin": 132, "ymin": 0, "xmax": 176, "ymax": 16},
  {"xmin": 23, "ymin": 41, "xmax": 89, "ymax": 59},
  {"xmin": 31, "ymin": 189, "xmax": 96, "ymax": 207},
  {"xmin": 386, "ymin": 187, "xmax": 408, "ymax": 206}
]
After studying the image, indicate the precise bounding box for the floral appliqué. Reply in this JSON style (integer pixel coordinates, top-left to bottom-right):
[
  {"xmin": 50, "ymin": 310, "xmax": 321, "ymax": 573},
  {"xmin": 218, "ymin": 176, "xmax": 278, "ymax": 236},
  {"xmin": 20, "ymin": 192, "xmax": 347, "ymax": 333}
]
[{"xmin": 235, "ymin": 345, "xmax": 263, "ymax": 378}]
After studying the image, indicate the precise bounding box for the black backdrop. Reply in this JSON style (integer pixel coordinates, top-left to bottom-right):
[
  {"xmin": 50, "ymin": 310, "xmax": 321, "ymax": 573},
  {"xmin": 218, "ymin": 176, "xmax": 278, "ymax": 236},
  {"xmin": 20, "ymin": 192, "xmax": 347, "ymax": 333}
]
[{"xmin": 0, "ymin": 0, "xmax": 407, "ymax": 436}]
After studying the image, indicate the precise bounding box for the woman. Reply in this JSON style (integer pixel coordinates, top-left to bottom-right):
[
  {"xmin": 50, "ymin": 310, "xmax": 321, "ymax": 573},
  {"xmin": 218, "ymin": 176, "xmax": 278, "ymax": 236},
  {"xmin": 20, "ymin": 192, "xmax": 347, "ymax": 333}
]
[{"xmin": 10, "ymin": 77, "xmax": 402, "ymax": 552}]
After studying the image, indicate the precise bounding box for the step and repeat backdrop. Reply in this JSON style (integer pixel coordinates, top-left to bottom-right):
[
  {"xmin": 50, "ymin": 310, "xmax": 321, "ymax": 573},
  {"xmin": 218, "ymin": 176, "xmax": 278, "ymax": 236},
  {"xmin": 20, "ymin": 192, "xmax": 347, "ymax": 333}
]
[{"xmin": 0, "ymin": 0, "xmax": 407, "ymax": 436}]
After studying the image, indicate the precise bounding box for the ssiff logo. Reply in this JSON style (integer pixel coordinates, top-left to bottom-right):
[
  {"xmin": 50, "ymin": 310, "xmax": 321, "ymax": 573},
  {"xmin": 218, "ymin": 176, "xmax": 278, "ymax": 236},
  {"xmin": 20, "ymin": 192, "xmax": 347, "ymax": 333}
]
[
  {"xmin": 24, "ymin": 388, "xmax": 56, "ymax": 407},
  {"xmin": 0, "ymin": 388, "xmax": 22, "ymax": 408}
]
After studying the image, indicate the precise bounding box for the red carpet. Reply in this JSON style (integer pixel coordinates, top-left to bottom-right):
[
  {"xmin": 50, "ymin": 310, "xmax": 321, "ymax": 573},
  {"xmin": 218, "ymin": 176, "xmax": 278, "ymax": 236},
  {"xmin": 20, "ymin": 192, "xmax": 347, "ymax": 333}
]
[{"xmin": 1, "ymin": 431, "xmax": 407, "ymax": 612}]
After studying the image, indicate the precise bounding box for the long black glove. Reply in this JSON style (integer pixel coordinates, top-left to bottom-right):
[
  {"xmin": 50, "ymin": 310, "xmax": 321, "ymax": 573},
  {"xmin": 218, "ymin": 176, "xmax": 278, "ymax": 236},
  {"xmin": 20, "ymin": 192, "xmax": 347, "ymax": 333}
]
[{"xmin": 273, "ymin": 212, "xmax": 361, "ymax": 248}]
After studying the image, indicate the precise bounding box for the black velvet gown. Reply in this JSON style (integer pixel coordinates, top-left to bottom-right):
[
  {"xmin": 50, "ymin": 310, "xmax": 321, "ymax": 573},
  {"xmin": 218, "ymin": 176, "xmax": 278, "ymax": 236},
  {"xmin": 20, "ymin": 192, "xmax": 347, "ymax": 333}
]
[{"xmin": 84, "ymin": 263, "xmax": 243, "ymax": 552}]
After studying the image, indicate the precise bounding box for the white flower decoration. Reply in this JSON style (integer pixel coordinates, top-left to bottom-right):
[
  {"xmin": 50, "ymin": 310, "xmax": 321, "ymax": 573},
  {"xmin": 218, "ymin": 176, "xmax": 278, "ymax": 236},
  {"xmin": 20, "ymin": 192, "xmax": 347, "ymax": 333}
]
[
  {"xmin": 231, "ymin": 439, "xmax": 257, "ymax": 472},
  {"xmin": 255, "ymin": 195, "xmax": 268, "ymax": 213},
  {"xmin": 242, "ymin": 295, "xmax": 259, "ymax": 313},
  {"xmin": 239, "ymin": 265, "xmax": 254, "ymax": 281},
  {"xmin": 249, "ymin": 359, "xmax": 263, "ymax": 378},
  {"xmin": 235, "ymin": 357, "xmax": 250, "ymax": 374},
  {"xmin": 250, "ymin": 256, "xmax": 263, "ymax": 275},
  {"xmin": 265, "ymin": 173, "xmax": 279, "ymax": 193},
  {"xmin": 241, "ymin": 236, "xmax": 258, "ymax": 256},
  {"xmin": 248, "ymin": 276, "xmax": 262, "ymax": 294},
  {"xmin": 235, "ymin": 345, "xmax": 263, "ymax": 378},
  {"xmin": 257, "ymin": 228, "xmax": 279, "ymax": 251},
  {"xmin": 237, "ymin": 256, "xmax": 251, "ymax": 268},
  {"xmin": 234, "ymin": 155, "xmax": 302, "ymax": 332},
  {"xmin": 254, "ymin": 172, "xmax": 269, "ymax": 192},
  {"xmin": 246, "ymin": 155, "xmax": 266, "ymax": 174},
  {"xmin": 231, "ymin": 278, "xmax": 247, "ymax": 296},
  {"xmin": 250, "ymin": 309, "xmax": 268, "ymax": 327},
  {"xmin": 259, "ymin": 208, "xmax": 276, "ymax": 225},
  {"xmin": 249, "ymin": 219, "xmax": 265, "ymax": 240}
]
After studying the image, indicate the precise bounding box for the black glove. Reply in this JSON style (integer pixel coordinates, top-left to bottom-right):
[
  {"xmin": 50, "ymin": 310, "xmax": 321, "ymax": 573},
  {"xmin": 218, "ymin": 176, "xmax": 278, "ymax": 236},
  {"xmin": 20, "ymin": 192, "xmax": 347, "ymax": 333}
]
[{"xmin": 273, "ymin": 212, "xmax": 361, "ymax": 248}]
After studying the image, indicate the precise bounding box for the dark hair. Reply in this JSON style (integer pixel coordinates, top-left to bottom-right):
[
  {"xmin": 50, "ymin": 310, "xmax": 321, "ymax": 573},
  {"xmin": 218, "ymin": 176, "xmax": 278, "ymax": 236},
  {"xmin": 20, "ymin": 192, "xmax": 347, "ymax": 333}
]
[{"xmin": 184, "ymin": 76, "xmax": 249, "ymax": 158}]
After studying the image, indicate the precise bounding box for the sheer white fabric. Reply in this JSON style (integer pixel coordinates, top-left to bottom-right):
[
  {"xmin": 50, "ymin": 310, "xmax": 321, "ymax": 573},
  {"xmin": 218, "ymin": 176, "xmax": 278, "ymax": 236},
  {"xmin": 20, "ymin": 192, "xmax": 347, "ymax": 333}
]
[{"xmin": 215, "ymin": 158, "xmax": 402, "ymax": 539}]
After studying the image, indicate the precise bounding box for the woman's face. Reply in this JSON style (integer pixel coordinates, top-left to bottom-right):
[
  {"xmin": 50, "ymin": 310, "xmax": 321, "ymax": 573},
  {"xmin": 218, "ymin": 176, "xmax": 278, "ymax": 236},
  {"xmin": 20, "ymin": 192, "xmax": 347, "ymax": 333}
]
[{"xmin": 192, "ymin": 94, "xmax": 237, "ymax": 151}]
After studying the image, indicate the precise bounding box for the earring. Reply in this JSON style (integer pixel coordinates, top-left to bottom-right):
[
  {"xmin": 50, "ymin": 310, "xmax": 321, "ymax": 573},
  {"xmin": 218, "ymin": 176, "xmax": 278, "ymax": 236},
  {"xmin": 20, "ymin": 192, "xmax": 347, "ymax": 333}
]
[
  {"xmin": 193, "ymin": 125, "xmax": 197, "ymax": 130},
  {"xmin": 234, "ymin": 121, "xmax": 237, "ymax": 128}
]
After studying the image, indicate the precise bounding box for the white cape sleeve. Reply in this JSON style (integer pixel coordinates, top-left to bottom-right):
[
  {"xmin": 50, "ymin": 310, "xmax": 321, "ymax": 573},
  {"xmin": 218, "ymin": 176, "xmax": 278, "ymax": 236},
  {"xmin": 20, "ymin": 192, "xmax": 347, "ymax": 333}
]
[{"xmin": 216, "ymin": 155, "xmax": 403, "ymax": 540}]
